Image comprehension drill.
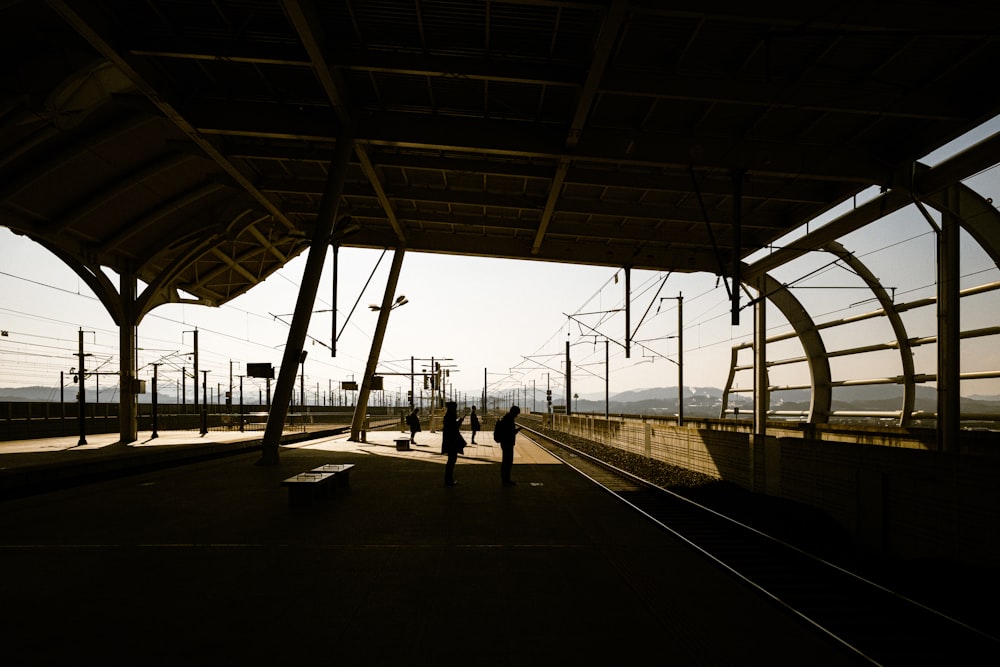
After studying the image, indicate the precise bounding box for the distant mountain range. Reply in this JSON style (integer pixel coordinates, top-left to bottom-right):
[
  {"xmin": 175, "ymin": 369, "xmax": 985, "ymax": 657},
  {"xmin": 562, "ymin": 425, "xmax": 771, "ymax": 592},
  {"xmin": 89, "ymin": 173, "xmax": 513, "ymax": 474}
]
[
  {"xmin": 553, "ymin": 385, "xmax": 1000, "ymax": 417},
  {"xmin": 0, "ymin": 385, "xmax": 243, "ymax": 405},
  {"xmin": 3, "ymin": 384, "xmax": 1000, "ymax": 417}
]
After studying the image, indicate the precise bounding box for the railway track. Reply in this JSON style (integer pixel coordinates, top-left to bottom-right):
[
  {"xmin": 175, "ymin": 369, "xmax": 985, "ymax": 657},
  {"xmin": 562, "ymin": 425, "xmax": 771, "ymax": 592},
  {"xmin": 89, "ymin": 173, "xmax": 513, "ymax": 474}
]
[{"xmin": 521, "ymin": 424, "xmax": 1000, "ymax": 666}]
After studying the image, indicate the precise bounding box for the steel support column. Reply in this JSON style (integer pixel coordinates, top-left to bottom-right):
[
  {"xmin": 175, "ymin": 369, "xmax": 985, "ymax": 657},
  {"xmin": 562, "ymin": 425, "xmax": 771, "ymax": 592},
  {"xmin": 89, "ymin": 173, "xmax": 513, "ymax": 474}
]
[
  {"xmin": 754, "ymin": 273, "xmax": 768, "ymax": 437},
  {"xmin": 937, "ymin": 189, "xmax": 961, "ymax": 452},
  {"xmin": 732, "ymin": 171, "xmax": 743, "ymax": 326},
  {"xmin": 119, "ymin": 270, "xmax": 138, "ymax": 444},
  {"xmin": 259, "ymin": 135, "xmax": 354, "ymax": 465},
  {"xmin": 350, "ymin": 247, "xmax": 406, "ymax": 441},
  {"xmin": 677, "ymin": 294, "xmax": 684, "ymax": 426}
]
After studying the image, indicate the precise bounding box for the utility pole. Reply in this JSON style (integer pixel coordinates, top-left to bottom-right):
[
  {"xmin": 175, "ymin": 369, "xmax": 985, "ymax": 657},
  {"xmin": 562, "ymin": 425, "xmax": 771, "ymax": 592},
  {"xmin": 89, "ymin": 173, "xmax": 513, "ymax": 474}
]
[
  {"xmin": 678, "ymin": 293, "xmax": 684, "ymax": 426},
  {"xmin": 151, "ymin": 363, "xmax": 159, "ymax": 439},
  {"xmin": 238, "ymin": 374, "xmax": 245, "ymax": 432},
  {"xmin": 299, "ymin": 350, "xmax": 307, "ymax": 410},
  {"xmin": 192, "ymin": 330, "xmax": 199, "ymax": 425},
  {"xmin": 200, "ymin": 370, "xmax": 210, "ymax": 435},
  {"xmin": 77, "ymin": 328, "xmax": 87, "ymax": 446},
  {"xmin": 565, "ymin": 339, "xmax": 572, "ymax": 416}
]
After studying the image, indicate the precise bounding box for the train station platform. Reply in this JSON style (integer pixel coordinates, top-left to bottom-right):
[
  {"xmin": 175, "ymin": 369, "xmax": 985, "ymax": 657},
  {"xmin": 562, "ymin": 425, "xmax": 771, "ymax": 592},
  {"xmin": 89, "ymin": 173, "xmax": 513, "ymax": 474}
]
[{"xmin": 0, "ymin": 427, "xmax": 866, "ymax": 666}]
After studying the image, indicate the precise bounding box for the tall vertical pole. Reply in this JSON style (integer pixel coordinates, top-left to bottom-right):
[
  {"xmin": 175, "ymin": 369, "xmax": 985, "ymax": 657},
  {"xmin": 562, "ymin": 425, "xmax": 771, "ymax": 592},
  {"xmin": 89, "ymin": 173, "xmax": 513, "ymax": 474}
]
[
  {"xmin": 754, "ymin": 276, "xmax": 768, "ymax": 437},
  {"xmin": 938, "ymin": 188, "xmax": 961, "ymax": 452},
  {"xmin": 732, "ymin": 171, "xmax": 743, "ymax": 326},
  {"xmin": 201, "ymin": 370, "xmax": 209, "ymax": 435},
  {"xmin": 119, "ymin": 271, "xmax": 138, "ymax": 444},
  {"xmin": 350, "ymin": 247, "xmax": 406, "ymax": 441},
  {"xmin": 239, "ymin": 375, "xmax": 245, "ymax": 432},
  {"xmin": 78, "ymin": 328, "xmax": 86, "ymax": 446},
  {"xmin": 193, "ymin": 329, "xmax": 201, "ymax": 432},
  {"xmin": 410, "ymin": 356, "xmax": 415, "ymax": 410},
  {"xmin": 182, "ymin": 366, "xmax": 186, "ymax": 408},
  {"xmin": 604, "ymin": 339, "xmax": 609, "ymax": 420},
  {"xmin": 151, "ymin": 363, "xmax": 159, "ymax": 438},
  {"xmin": 299, "ymin": 351, "xmax": 307, "ymax": 410},
  {"xmin": 332, "ymin": 243, "xmax": 339, "ymax": 357},
  {"xmin": 624, "ymin": 266, "xmax": 631, "ymax": 358},
  {"xmin": 565, "ymin": 340, "xmax": 572, "ymax": 416},
  {"xmin": 678, "ymin": 293, "xmax": 684, "ymax": 426},
  {"xmin": 228, "ymin": 360, "xmax": 233, "ymax": 408},
  {"xmin": 261, "ymin": 134, "xmax": 354, "ymax": 464}
]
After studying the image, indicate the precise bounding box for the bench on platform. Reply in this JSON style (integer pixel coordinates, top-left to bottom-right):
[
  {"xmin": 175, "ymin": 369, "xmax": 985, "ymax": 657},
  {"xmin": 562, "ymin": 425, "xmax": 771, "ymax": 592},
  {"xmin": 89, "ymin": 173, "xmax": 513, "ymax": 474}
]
[
  {"xmin": 281, "ymin": 464, "xmax": 354, "ymax": 507},
  {"xmin": 311, "ymin": 463, "xmax": 355, "ymax": 486}
]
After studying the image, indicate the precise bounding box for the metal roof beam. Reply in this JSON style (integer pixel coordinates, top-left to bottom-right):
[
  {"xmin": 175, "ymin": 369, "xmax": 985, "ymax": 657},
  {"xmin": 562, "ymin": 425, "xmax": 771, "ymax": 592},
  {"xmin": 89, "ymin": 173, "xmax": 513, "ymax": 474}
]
[
  {"xmin": 281, "ymin": 0, "xmax": 407, "ymax": 246},
  {"xmin": 227, "ymin": 142, "xmax": 835, "ymax": 204},
  {"xmin": 745, "ymin": 128, "xmax": 1000, "ymax": 278},
  {"xmin": 191, "ymin": 101, "xmax": 891, "ymax": 183},
  {"xmin": 47, "ymin": 0, "xmax": 298, "ymax": 233}
]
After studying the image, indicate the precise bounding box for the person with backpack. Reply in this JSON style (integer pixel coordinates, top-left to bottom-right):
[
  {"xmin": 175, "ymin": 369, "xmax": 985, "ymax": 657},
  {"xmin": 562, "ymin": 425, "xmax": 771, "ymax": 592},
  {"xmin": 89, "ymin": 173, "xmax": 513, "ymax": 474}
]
[
  {"xmin": 493, "ymin": 405, "xmax": 521, "ymax": 486},
  {"xmin": 441, "ymin": 401, "xmax": 465, "ymax": 486}
]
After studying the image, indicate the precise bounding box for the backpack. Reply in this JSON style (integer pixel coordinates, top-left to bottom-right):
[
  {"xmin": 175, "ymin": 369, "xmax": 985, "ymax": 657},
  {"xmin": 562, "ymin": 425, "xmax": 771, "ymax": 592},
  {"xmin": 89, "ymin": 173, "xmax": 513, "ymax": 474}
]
[{"xmin": 493, "ymin": 418, "xmax": 503, "ymax": 443}]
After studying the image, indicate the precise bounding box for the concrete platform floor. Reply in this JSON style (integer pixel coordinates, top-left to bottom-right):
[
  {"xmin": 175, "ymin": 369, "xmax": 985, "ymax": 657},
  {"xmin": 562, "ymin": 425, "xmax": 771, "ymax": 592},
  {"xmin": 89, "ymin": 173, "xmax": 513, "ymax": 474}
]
[{"xmin": 0, "ymin": 428, "xmax": 866, "ymax": 666}]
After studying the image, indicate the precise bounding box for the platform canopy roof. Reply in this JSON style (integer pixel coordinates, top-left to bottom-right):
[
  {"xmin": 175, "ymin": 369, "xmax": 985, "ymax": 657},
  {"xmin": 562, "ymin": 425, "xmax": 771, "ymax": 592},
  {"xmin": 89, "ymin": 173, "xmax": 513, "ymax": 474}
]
[{"xmin": 4, "ymin": 1, "xmax": 1000, "ymax": 313}]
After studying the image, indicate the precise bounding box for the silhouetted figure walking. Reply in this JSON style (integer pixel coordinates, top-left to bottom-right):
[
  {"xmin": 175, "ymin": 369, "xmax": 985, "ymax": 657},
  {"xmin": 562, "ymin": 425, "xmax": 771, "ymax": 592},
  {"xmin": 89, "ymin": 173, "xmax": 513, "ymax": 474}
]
[
  {"xmin": 494, "ymin": 405, "xmax": 521, "ymax": 486},
  {"xmin": 441, "ymin": 401, "xmax": 465, "ymax": 486},
  {"xmin": 469, "ymin": 405, "xmax": 480, "ymax": 444},
  {"xmin": 406, "ymin": 407, "xmax": 421, "ymax": 444}
]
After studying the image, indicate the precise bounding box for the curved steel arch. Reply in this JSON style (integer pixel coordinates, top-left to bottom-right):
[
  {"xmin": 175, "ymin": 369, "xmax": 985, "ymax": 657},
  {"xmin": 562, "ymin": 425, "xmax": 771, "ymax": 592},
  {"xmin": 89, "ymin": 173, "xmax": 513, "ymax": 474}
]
[
  {"xmin": 821, "ymin": 241, "xmax": 917, "ymax": 427},
  {"xmin": 36, "ymin": 241, "xmax": 124, "ymax": 326},
  {"xmin": 745, "ymin": 182, "xmax": 1000, "ymax": 428},
  {"xmin": 757, "ymin": 273, "xmax": 833, "ymax": 424},
  {"xmin": 721, "ymin": 271, "xmax": 832, "ymax": 424}
]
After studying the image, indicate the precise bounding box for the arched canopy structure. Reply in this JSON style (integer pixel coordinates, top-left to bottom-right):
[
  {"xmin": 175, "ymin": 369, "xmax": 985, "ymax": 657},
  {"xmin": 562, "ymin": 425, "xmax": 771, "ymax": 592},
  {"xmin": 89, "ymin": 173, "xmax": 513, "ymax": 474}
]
[{"xmin": 4, "ymin": 1, "xmax": 1000, "ymax": 450}]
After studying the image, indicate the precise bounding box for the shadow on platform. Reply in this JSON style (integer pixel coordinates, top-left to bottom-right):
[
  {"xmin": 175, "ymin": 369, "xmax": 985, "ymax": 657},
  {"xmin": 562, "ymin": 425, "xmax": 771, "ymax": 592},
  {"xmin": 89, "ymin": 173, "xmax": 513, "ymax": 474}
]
[{"xmin": 0, "ymin": 430, "xmax": 865, "ymax": 665}]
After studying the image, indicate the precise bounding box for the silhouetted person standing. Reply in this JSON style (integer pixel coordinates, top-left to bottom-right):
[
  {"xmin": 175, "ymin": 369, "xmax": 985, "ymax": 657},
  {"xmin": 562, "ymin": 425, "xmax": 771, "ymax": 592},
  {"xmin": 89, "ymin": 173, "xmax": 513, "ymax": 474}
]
[
  {"xmin": 406, "ymin": 407, "xmax": 421, "ymax": 445},
  {"xmin": 441, "ymin": 401, "xmax": 465, "ymax": 486},
  {"xmin": 494, "ymin": 405, "xmax": 521, "ymax": 486},
  {"xmin": 469, "ymin": 405, "xmax": 481, "ymax": 444}
]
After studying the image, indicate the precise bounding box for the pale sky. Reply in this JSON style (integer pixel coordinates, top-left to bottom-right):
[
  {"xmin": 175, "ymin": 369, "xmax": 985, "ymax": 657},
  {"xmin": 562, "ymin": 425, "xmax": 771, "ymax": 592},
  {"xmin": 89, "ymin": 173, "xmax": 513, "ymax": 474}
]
[{"xmin": 3, "ymin": 117, "xmax": 1000, "ymax": 405}]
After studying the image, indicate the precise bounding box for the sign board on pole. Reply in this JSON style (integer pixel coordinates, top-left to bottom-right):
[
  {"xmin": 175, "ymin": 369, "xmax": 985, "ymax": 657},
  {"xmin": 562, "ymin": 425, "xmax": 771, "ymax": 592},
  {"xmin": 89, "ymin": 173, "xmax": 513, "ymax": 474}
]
[{"xmin": 247, "ymin": 363, "xmax": 274, "ymax": 379}]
